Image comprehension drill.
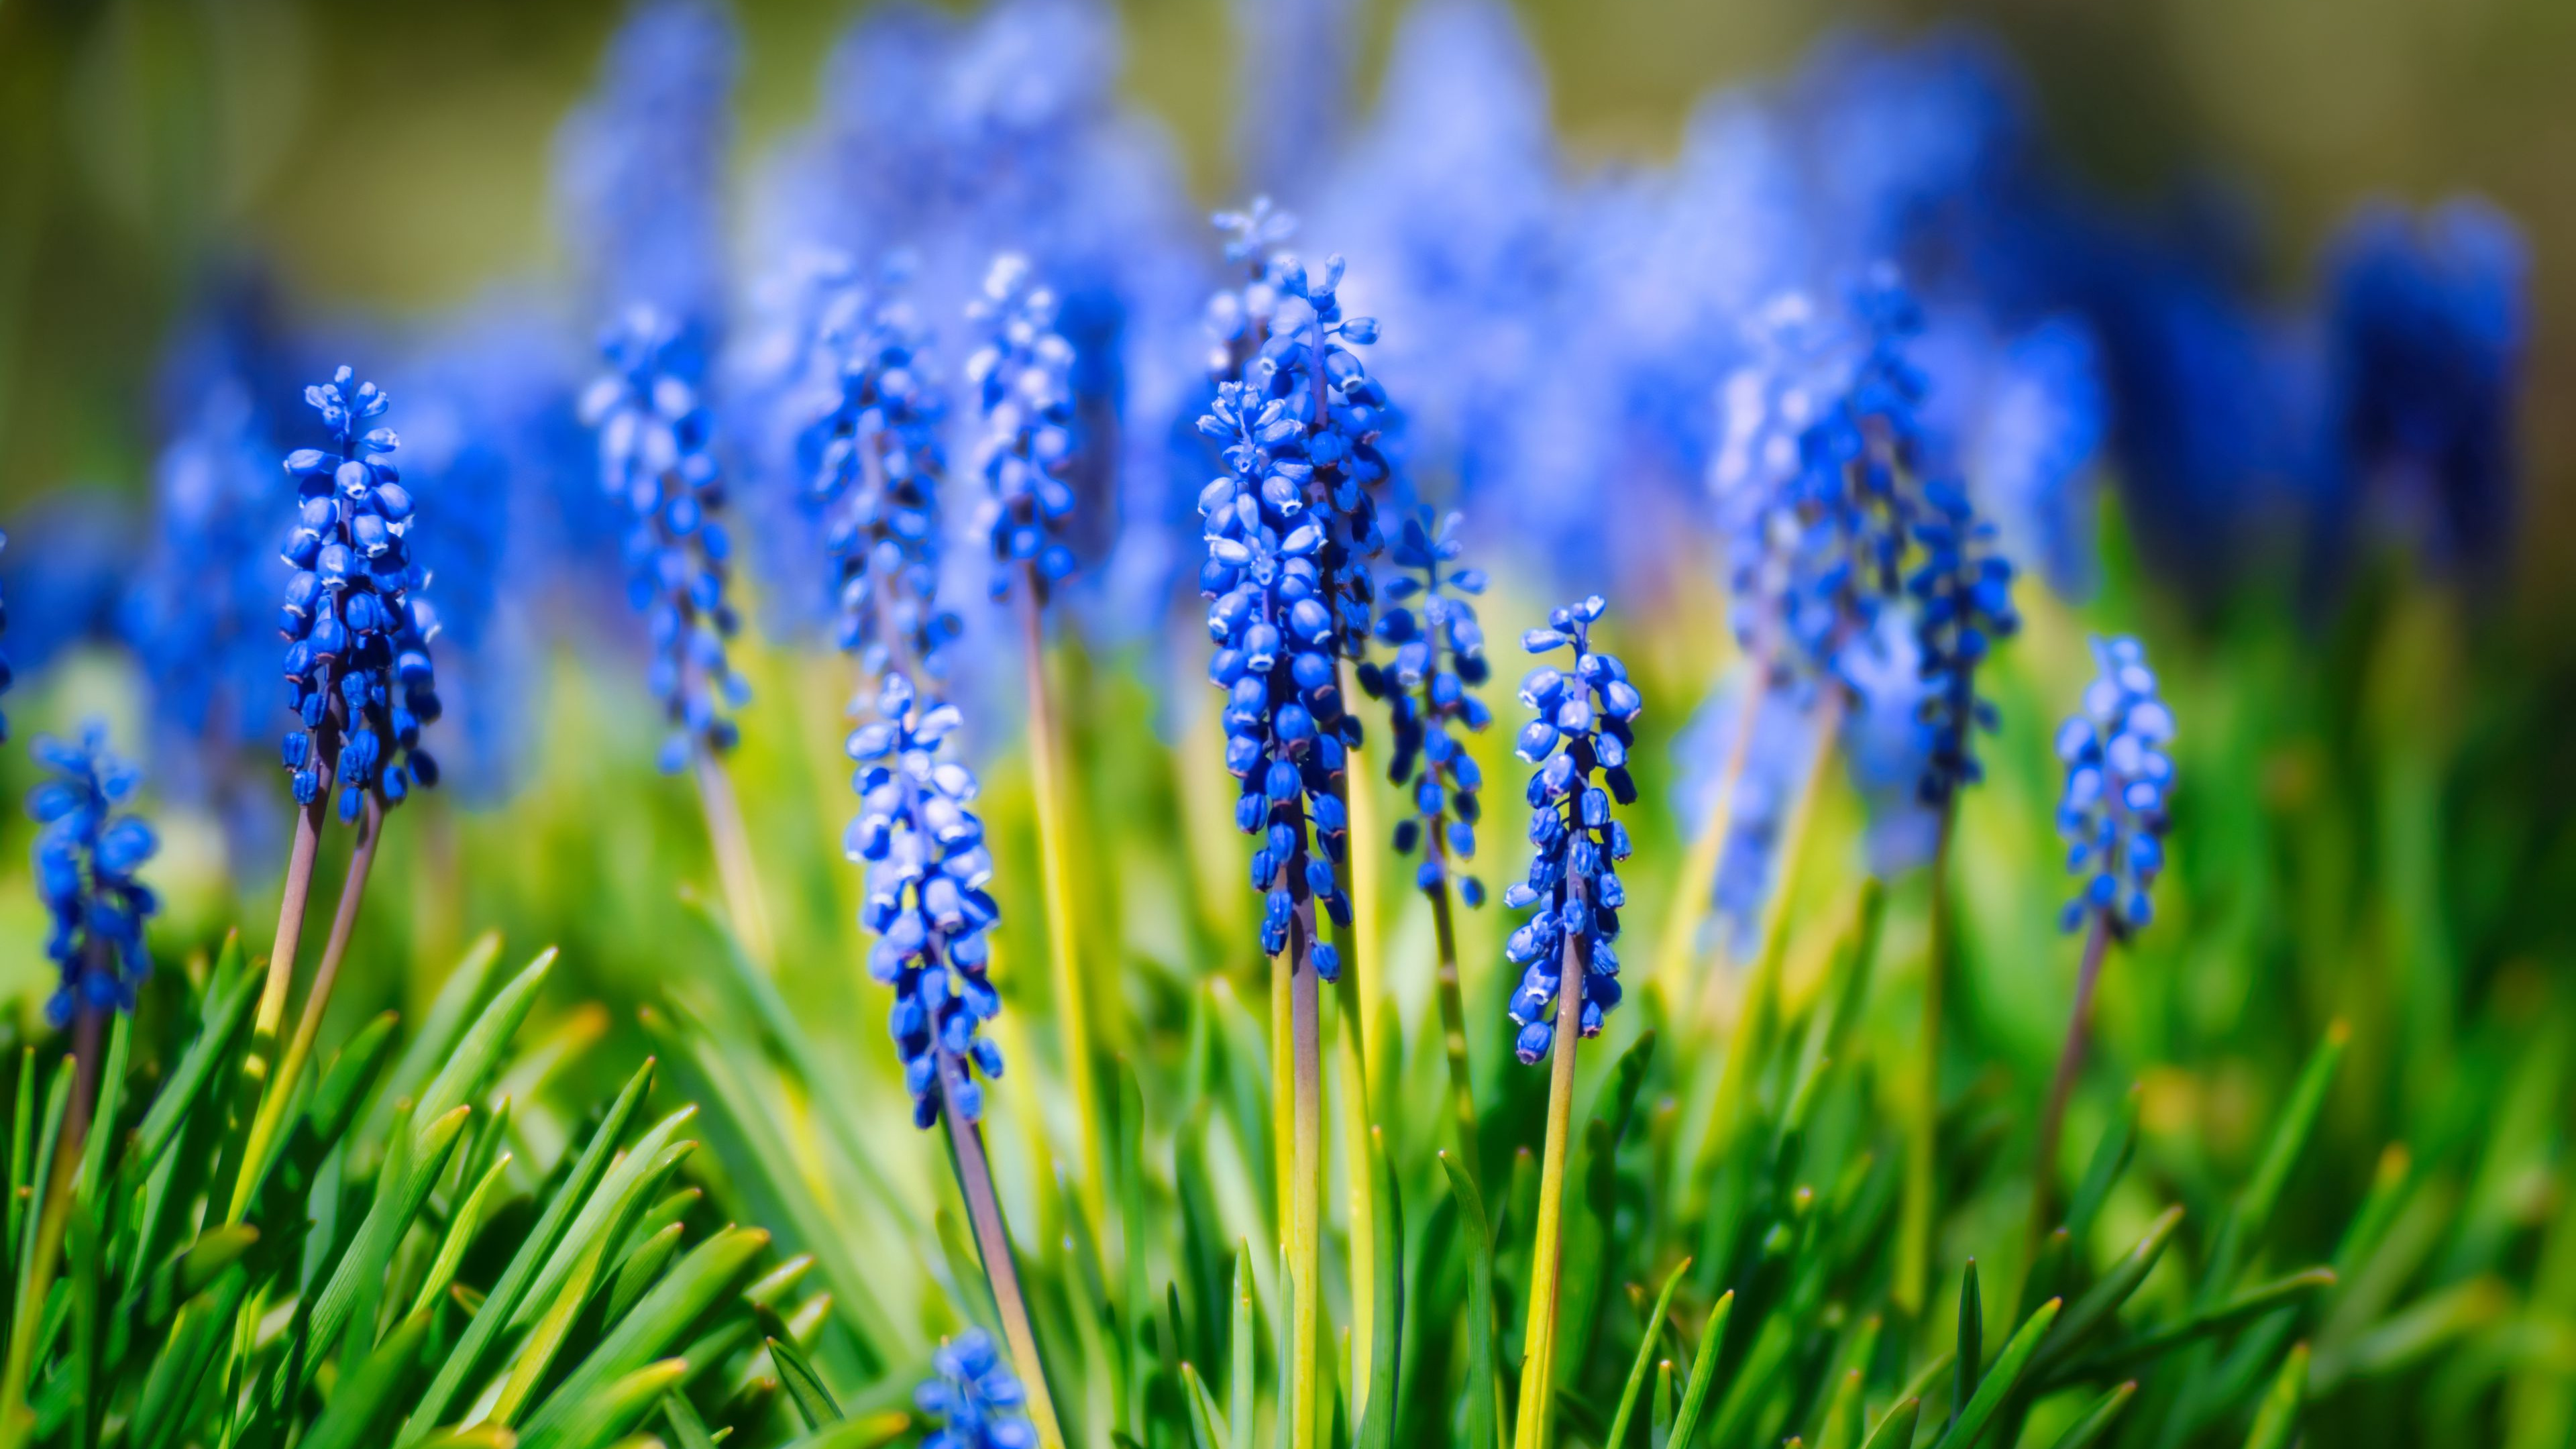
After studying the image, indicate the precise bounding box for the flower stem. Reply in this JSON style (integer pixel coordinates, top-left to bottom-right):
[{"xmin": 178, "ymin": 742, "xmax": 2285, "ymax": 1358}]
[
  {"xmin": 940, "ymin": 1054, "xmax": 1069, "ymax": 1449},
  {"xmin": 1513, "ymin": 888, "xmax": 1591, "ymax": 1449},
  {"xmin": 1016, "ymin": 582, "xmax": 1107, "ymax": 1240},
  {"xmin": 1652, "ymin": 662, "xmax": 1770, "ymax": 1012},
  {"xmin": 1426, "ymin": 873, "xmax": 1481, "ymax": 1189},
  {"xmin": 1897, "ymin": 800, "xmax": 1959, "ymax": 1317},
  {"xmin": 254, "ymin": 788, "xmax": 331, "ymax": 1038},
  {"xmin": 692, "ymin": 746, "xmax": 775, "ymax": 971},
  {"xmin": 229, "ymin": 791, "xmax": 385, "ymax": 1222},
  {"xmin": 1285, "ymin": 896, "xmax": 1326, "ymax": 1449},
  {"xmin": 2031, "ymin": 912, "xmax": 2113, "ymax": 1250}
]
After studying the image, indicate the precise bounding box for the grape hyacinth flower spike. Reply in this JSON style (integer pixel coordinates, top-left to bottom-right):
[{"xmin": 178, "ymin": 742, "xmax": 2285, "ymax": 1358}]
[
  {"xmin": 28, "ymin": 724, "xmax": 159, "ymax": 1030},
  {"xmin": 1910, "ymin": 480, "xmax": 2021, "ymax": 808},
  {"xmin": 0, "ymin": 527, "xmax": 12, "ymax": 741},
  {"xmin": 1356, "ymin": 507, "xmax": 1493, "ymax": 1170},
  {"xmin": 969, "ymin": 253, "xmax": 1080, "ymax": 603},
  {"xmin": 916, "ymin": 1327, "xmax": 1037, "ymax": 1449},
  {"xmin": 2033, "ymin": 634, "xmax": 2176, "ymax": 1242},
  {"xmin": 582, "ymin": 307, "xmax": 748, "ymax": 773},
  {"xmin": 1504, "ymin": 594, "xmax": 1644, "ymax": 1449}
]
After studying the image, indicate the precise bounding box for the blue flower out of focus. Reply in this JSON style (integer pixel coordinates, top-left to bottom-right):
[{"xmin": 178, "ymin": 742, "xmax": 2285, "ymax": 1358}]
[
  {"xmin": 916, "ymin": 1326, "xmax": 1036, "ymax": 1449},
  {"xmin": 847, "ymin": 669, "xmax": 1006, "ymax": 1129},
  {"xmin": 1204, "ymin": 198, "xmax": 1299, "ymax": 382},
  {"xmin": 2055, "ymin": 636, "xmax": 2175, "ymax": 936},
  {"xmin": 28, "ymin": 724, "xmax": 159, "ymax": 1027},
  {"xmin": 0, "ymin": 529, "xmax": 11, "ymax": 741},
  {"xmin": 278, "ymin": 367, "xmax": 443, "ymax": 822},
  {"xmin": 967, "ymin": 254, "xmax": 1081, "ymax": 604},
  {"xmin": 582, "ymin": 309, "xmax": 749, "ymax": 773},
  {"xmin": 1907, "ymin": 479, "xmax": 2019, "ymax": 806},
  {"xmin": 1504, "ymin": 596, "xmax": 1644, "ymax": 1064},
  {"xmin": 796, "ymin": 261, "xmax": 963, "ymax": 680},
  {"xmin": 1358, "ymin": 511, "xmax": 1493, "ymax": 904}
]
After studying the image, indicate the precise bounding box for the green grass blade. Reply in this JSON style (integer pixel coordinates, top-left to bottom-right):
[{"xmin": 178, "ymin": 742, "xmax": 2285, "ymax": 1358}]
[
  {"xmin": 606, "ymin": 1222, "xmax": 687, "ymax": 1323},
  {"xmin": 2240, "ymin": 1343, "xmax": 2307, "ymax": 1449},
  {"xmin": 301, "ymin": 1309, "xmax": 434, "ymax": 1449},
  {"xmin": 525, "ymin": 1359, "xmax": 688, "ymax": 1449},
  {"xmin": 1438, "ymin": 1153, "xmax": 1499, "ymax": 1449},
  {"xmin": 408, "ymin": 1153, "xmax": 516, "ymax": 1320},
  {"xmin": 134, "ymin": 940, "xmax": 256, "ymax": 1175},
  {"xmin": 1933, "ymin": 1297, "xmax": 2059, "ymax": 1448},
  {"xmin": 1708, "ymin": 1308, "xmax": 1792, "ymax": 1448},
  {"xmin": 767, "ymin": 1333, "xmax": 844, "ymax": 1430},
  {"xmin": 2031, "ymin": 1205, "xmax": 2184, "ymax": 1379},
  {"xmin": 1603, "ymin": 1257, "xmax": 1692, "ymax": 1449},
  {"xmin": 2061, "ymin": 1087, "xmax": 2141, "ymax": 1249},
  {"xmin": 360, "ymin": 932, "xmax": 506, "ymax": 1151},
  {"xmin": 1229, "ymin": 1242, "xmax": 1254, "ymax": 1449},
  {"xmin": 409, "ymin": 950, "xmax": 558, "ymax": 1153},
  {"xmin": 1355, "ymin": 1126, "xmax": 1401, "ymax": 1449},
  {"xmin": 518, "ymin": 1226, "xmax": 770, "ymax": 1444},
  {"xmin": 1856, "ymin": 1397, "xmax": 1919, "ymax": 1449},
  {"xmin": 2072, "ymin": 1267, "xmax": 2336, "ymax": 1380},
  {"xmin": 514, "ymin": 1108, "xmax": 700, "ymax": 1332},
  {"xmin": 660, "ymin": 1393, "xmax": 718, "ymax": 1449},
  {"xmin": 1953, "ymin": 1260, "xmax": 1983, "ymax": 1429},
  {"xmin": 1181, "ymin": 1361, "xmax": 1230, "ymax": 1449},
  {"xmin": 72, "ymin": 1014, "xmax": 132, "ymax": 1208},
  {"xmin": 303, "ymin": 1104, "xmax": 472, "ymax": 1379},
  {"xmin": 2041, "ymin": 1381, "xmax": 2136, "ymax": 1449},
  {"xmin": 1661, "ymin": 1289, "xmax": 1733, "ymax": 1449}
]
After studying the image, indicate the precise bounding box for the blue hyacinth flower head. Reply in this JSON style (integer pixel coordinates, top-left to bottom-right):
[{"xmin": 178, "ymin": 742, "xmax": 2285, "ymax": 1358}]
[
  {"xmin": 0, "ymin": 529, "xmax": 11, "ymax": 741},
  {"xmin": 2054, "ymin": 635, "xmax": 2174, "ymax": 936},
  {"xmin": 796, "ymin": 259, "xmax": 963, "ymax": 680},
  {"xmin": 847, "ymin": 669, "xmax": 1006, "ymax": 1128},
  {"xmin": 1204, "ymin": 197, "xmax": 1298, "ymax": 382},
  {"xmin": 916, "ymin": 1326, "xmax": 1036, "ymax": 1449},
  {"xmin": 1357, "ymin": 510, "xmax": 1493, "ymax": 903},
  {"xmin": 582, "ymin": 307, "xmax": 749, "ymax": 773},
  {"xmin": 967, "ymin": 254, "xmax": 1081, "ymax": 604},
  {"xmin": 1718, "ymin": 273, "xmax": 1932, "ymax": 688},
  {"xmin": 1907, "ymin": 478, "xmax": 2019, "ymax": 806},
  {"xmin": 278, "ymin": 366, "xmax": 443, "ymax": 823},
  {"xmin": 1504, "ymin": 596, "xmax": 1644, "ymax": 1064},
  {"xmin": 28, "ymin": 723, "xmax": 159, "ymax": 1027}
]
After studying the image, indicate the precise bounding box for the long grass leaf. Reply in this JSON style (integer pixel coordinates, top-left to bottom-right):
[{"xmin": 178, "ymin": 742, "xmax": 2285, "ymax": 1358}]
[
  {"xmin": 2239, "ymin": 1343, "xmax": 2307, "ymax": 1449},
  {"xmin": 767, "ymin": 1334, "xmax": 843, "ymax": 1430},
  {"xmin": 1603, "ymin": 1257, "xmax": 1692, "ymax": 1449},
  {"xmin": 1661, "ymin": 1290, "xmax": 1733, "ymax": 1449},
  {"xmin": 2042, "ymin": 1382, "xmax": 2136, "ymax": 1449},
  {"xmin": 1933, "ymin": 1297, "xmax": 2059, "ymax": 1448}
]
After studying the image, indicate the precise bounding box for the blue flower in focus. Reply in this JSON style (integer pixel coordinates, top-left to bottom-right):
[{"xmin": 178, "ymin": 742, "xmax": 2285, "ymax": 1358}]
[
  {"xmin": 967, "ymin": 254, "xmax": 1081, "ymax": 603},
  {"xmin": 1907, "ymin": 480, "xmax": 2017, "ymax": 806},
  {"xmin": 845, "ymin": 669, "xmax": 1006, "ymax": 1128},
  {"xmin": 582, "ymin": 309, "xmax": 749, "ymax": 773},
  {"xmin": 2054, "ymin": 636, "xmax": 2174, "ymax": 936},
  {"xmin": 1358, "ymin": 511, "xmax": 1492, "ymax": 903},
  {"xmin": 916, "ymin": 1326, "xmax": 1036, "ymax": 1449},
  {"xmin": 2322, "ymin": 197, "xmax": 2526, "ymax": 577},
  {"xmin": 1504, "ymin": 596, "xmax": 1644, "ymax": 1064},
  {"xmin": 793, "ymin": 261, "xmax": 963, "ymax": 679},
  {"xmin": 555, "ymin": 0, "xmax": 739, "ymax": 341},
  {"xmin": 278, "ymin": 367, "xmax": 443, "ymax": 822},
  {"xmin": 27, "ymin": 724, "xmax": 159, "ymax": 1027}
]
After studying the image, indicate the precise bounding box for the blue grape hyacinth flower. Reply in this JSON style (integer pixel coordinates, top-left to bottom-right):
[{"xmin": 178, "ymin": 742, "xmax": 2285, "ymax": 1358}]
[
  {"xmin": 916, "ymin": 1326, "xmax": 1036, "ymax": 1449},
  {"xmin": 2054, "ymin": 635, "xmax": 2175, "ymax": 936},
  {"xmin": 0, "ymin": 528, "xmax": 11, "ymax": 742},
  {"xmin": 846, "ymin": 669, "xmax": 1006, "ymax": 1129},
  {"xmin": 967, "ymin": 254, "xmax": 1081, "ymax": 603},
  {"xmin": 1358, "ymin": 510, "xmax": 1493, "ymax": 904},
  {"xmin": 1908, "ymin": 478, "xmax": 2019, "ymax": 806},
  {"xmin": 1204, "ymin": 197, "xmax": 1299, "ymax": 382},
  {"xmin": 1505, "ymin": 596, "xmax": 1644, "ymax": 1064},
  {"xmin": 28, "ymin": 724, "xmax": 159, "ymax": 1027},
  {"xmin": 582, "ymin": 309, "xmax": 749, "ymax": 773},
  {"xmin": 796, "ymin": 261, "xmax": 963, "ymax": 680},
  {"xmin": 278, "ymin": 366, "xmax": 443, "ymax": 822}
]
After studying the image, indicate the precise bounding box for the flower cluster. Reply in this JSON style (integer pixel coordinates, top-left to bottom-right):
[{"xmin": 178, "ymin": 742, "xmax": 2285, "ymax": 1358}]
[
  {"xmin": 798, "ymin": 264, "xmax": 961, "ymax": 679},
  {"xmin": 847, "ymin": 670, "xmax": 1006, "ymax": 1128},
  {"xmin": 967, "ymin": 254, "xmax": 1081, "ymax": 603},
  {"xmin": 1358, "ymin": 511, "xmax": 1492, "ymax": 902},
  {"xmin": 1204, "ymin": 197, "xmax": 1298, "ymax": 381},
  {"xmin": 1908, "ymin": 479, "xmax": 2019, "ymax": 806},
  {"xmin": 2054, "ymin": 635, "xmax": 2176, "ymax": 935},
  {"xmin": 915, "ymin": 1327, "xmax": 1036, "ymax": 1449},
  {"xmin": 279, "ymin": 367, "xmax": 443, "ymax": 821},
  {"xmin": 1504, "ymin": 597, "xmax": 1644, "ymax": 1064},
  {"xmin": 582, "ymin": 309, "xmax": 748, "ymax": 773},
  {"xmin": 0, "ymin": 529, "xmax": 11, "ymax": 741},
  {"xmin": 28, "ymin": 724, "xmax": 159, "ymax": 1026}
]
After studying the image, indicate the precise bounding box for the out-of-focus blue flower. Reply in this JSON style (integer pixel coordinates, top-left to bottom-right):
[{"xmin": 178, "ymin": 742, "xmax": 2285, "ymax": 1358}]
[
  {"xmin": 1230, "ymin": 0, "xmax": 1356, "ymax": 201},
  {"xmin": 1504, "ymin": 596, "xmax": 1644, "ymax": 1063},
  {"xmin": 278, "ymin": 367, "xmax": 442, "ymax": 823},
  {"xmin": 0, "ymin": 531, "xmax": 13, "ymax": 742},
  {"xmin": 1358, "ymin": 511, "xmax": 1493, "ymax": 904},
  {"xmin": 2054, "ymin": 635, "xmax": 2174, "ymax": 936},
  {"xmin": 1203, "ymin": 198, "xmax": 1299, "ymax": 384},
  {"xmin": 28, "ymin": 723, "xmax": 159, "ymax": 1027},
  {"xmin": 784, "ymin": 260, "xmax": 963, "ymax": 679},
  {"xmin": 555, "ymin": 0, "xmax": 739, "ymax": 343},
  {"xmin": 1951, "ymin": 317, "xmax": 2106, "ymax": 597},
  {"xmin": 1668, "ymin": 668, "xmax": 1819, "ymax": 959},
  {"xmin": 916, "ymin": 1326, "xmax": 1036, "ymax": 1449},
  {"xmin": 581, "ymin": 309, "xmax": 748, "ymax": 773},
  {"xmin": 1907, "ymin": 479, "xmax": 2018, "ymax": 806},
  {"xmin": 967, "ymin": 254, "xmax": 1080, "ymax": 603},
  {"xmin": 845, "ymin": 669, "xmax": 1006, "ymax": 1129},
  {"xmin": 2322, "ymin": 197, "xmax": 2526, "ymax": 578}
]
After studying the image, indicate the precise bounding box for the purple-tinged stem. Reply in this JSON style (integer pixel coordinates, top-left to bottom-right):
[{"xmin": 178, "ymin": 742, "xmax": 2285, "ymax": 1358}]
[
  {"xmin": 939, "ymin": 1055, "xmax": 1068, "ymax": 1449},
  {"xmin": 1283, "ymin": 889, "xmax": 1326, "ymax": 1449},
  {"xmin": 1513, "ymin": 873, "xmax": 1592, "ymax": 1449},
  {"xmin": 2031, "ymin": 912, "xmax": 2114, "ymax": 1248}
]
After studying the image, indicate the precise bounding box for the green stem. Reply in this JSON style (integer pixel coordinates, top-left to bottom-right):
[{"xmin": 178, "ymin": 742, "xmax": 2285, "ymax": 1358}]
[
  {"xmin": 1513, "ymin": 875, "xmax": 1592, "ymax": 1449},
  {"xmin": 1652, "ymin": 661, "xmax": 1770, "ymax": 1011},
  {"xmin": 692, "ymin": 745, "xmax": 775, "ymax": 971},
  {"xmin": 230, "ymin": 790, "xmax": 385, "ymax": 1222},
  {"xmin": 2031, "ymin": 913, "xmax": 2113, "ymax": 1250},
  {"xmin": 941, "ymin": 1057, "xmax": 1069, "ymax": 1449},
  {"xmin": 1898, "ymin": 802, "xmax": 1959, "ymax": 1317},
  {"xmin": 1286, "ymin": 895, "xmax": 1326, "ymax": 1449},
  {"xmin": 1427, "ymin": 875, "xmax": 1481, "ymax": 1189},
  {"xmin": 1017, "ymin": 582, "xmax": 1108, "ymax": 1242}
]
